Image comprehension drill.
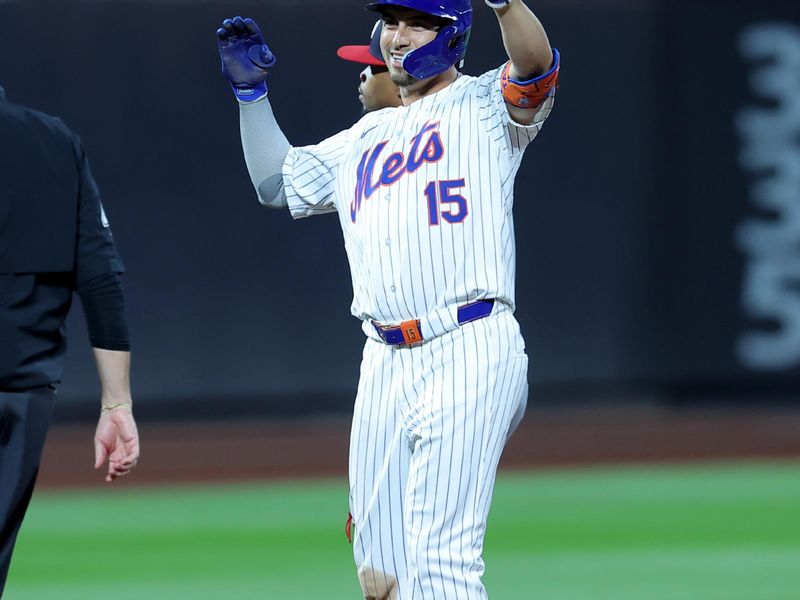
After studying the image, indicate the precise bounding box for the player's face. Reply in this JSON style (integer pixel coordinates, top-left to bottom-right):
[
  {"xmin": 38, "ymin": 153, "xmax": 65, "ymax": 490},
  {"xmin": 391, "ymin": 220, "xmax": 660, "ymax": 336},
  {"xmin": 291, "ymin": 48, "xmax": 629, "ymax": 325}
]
[
  {"xmin": 358, "ymin": 64, "xmax": 402, "ymax": 113},
  {"xmin": 380, "ymin": 7, "xmax": 446, "ymax": 87}
]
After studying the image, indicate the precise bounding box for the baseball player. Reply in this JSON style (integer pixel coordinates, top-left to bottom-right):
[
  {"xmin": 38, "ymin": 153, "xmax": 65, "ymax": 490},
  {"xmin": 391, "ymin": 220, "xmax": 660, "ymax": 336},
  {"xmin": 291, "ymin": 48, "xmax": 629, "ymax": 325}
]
[
  {"xmin": 338, "ymin": 20, "xmax": 402, "ymax": 113},
  {"xmin": 217, "ymin": 1, "xmax": 558, "ymax": 598}
]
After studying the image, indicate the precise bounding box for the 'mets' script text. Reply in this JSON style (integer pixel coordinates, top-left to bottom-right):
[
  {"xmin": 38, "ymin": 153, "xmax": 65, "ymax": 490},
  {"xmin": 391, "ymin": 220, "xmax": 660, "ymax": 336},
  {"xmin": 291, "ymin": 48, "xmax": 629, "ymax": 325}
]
[{"xmin": 351, "ymin": 121, "xmax": 444, "ymax": 222}]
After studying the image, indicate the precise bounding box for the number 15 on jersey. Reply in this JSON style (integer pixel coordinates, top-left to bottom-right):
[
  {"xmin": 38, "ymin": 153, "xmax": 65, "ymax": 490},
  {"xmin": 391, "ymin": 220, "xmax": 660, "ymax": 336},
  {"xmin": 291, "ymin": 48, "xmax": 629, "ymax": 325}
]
[{"xmin": 425, "ymin": 179, "xmax": 469, "ymax": 226}]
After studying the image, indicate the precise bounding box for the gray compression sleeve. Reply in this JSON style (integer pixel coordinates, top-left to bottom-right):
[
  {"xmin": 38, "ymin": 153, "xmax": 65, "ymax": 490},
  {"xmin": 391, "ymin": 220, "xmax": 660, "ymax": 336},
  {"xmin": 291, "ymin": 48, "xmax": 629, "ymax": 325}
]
[{"xmin": 239, "ymin": 97, "xmax": 291, "ymax": 208}]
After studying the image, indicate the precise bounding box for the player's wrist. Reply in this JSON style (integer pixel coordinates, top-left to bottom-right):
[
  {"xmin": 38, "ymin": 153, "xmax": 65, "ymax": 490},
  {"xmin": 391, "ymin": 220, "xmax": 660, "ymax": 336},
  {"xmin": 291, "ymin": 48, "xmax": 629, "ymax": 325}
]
[
  {"xmin": 101, "ymin": 402, "xmax": 132, "ymax": 413},
  {"xmin": 485, "ymin": 0, "xmax": 513, "ymax": 9},
  {"xmin": 230, "ymin": 81, "xmax": 268, "ymax": 103},
  {"xmin": 100, "ymin": 392, "xmax": 132, "ymax": 412}
]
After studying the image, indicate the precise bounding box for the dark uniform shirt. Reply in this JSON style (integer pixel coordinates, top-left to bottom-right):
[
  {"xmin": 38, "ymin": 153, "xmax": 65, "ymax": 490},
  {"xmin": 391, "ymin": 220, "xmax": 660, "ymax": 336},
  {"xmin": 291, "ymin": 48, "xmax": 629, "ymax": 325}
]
[{"xmin": 0, "ymin": 90, "xmax": 126, "ymax": 391}]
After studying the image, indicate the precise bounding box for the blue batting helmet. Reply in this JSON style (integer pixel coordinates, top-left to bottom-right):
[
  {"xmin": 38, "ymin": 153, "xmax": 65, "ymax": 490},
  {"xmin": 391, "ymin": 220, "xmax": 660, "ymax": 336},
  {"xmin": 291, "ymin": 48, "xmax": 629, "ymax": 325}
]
[{"xmin": 365, "ymin": 0, "xmax": 472, "ymax": 80}]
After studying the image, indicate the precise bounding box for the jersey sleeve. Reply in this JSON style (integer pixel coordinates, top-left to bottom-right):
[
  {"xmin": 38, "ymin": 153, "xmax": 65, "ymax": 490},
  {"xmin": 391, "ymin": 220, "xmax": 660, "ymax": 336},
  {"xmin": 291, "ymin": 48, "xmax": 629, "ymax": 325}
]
[
  {"xmin": 282, "ymin": 129, "xmax": 351, "ymax": 219},
  {"xmin": 73, "ymin": 135, "xmax": 125, "ymax": 287},
  {"xmin": 475, "ymin": 60, "xmax": 556, "ymax": 158}
]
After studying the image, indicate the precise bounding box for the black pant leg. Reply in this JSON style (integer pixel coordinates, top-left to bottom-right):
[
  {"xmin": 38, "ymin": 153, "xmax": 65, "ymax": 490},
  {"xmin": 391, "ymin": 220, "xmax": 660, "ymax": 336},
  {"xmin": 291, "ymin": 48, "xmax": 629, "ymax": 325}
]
[{"xmin": 0, "ymin": 388, "xmax": 55, "ymax": 596}]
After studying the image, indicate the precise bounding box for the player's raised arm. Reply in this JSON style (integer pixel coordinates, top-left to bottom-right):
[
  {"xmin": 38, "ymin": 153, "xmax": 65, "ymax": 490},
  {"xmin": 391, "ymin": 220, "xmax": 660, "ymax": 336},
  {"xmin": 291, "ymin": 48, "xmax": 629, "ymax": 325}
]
[
  {"xmin": 217, "ymin": 16, "xmax": 290, "ymax": 208},
  {"xmin": 490, "ymin": 0, "xmax": 552, "ymax": 78},
  {"xmin": 488, "ymin": 0, "xmax": 559, "ymax": 123}
]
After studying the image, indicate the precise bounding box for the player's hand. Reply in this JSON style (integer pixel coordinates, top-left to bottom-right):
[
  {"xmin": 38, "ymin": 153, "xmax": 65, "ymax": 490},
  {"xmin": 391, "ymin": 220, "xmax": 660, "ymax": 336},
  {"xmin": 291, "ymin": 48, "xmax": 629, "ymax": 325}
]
[
  {"xmin": 94, "ymin": 405, "xmax": 140, "ymax": 483},
  {"xmin": 217, "ymin": 16, "xmax": 277, "ymax": 103}
]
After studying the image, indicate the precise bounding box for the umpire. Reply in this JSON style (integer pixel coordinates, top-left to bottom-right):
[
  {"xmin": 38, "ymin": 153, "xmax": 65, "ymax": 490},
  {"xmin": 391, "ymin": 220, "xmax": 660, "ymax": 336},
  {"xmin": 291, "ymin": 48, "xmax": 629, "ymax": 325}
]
[{"xmin": 0, "ymin": 84, "xmax": 140, "ymax": 594}]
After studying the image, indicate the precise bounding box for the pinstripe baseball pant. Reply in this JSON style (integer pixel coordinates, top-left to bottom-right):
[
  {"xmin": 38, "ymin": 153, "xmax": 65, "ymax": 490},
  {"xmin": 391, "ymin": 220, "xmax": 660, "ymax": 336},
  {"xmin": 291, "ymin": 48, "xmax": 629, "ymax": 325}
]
[{"xmin": 349, "ymin": 309, "xmax": 528, "ymax": 600}]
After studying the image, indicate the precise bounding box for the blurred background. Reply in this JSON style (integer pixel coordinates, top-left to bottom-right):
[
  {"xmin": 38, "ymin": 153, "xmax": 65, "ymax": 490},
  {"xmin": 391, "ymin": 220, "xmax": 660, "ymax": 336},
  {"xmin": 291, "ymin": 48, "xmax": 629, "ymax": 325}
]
[{"xmin": 1, "ymin": 0, "xmax": 799, "ymax": 598}]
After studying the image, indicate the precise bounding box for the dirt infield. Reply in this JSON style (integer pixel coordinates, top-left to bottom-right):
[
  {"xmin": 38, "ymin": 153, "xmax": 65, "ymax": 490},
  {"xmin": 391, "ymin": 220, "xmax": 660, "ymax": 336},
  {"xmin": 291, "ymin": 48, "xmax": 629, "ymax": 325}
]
[{"xmin": 36, "ymin": 405, "xmax": 800, "ymax": 489}]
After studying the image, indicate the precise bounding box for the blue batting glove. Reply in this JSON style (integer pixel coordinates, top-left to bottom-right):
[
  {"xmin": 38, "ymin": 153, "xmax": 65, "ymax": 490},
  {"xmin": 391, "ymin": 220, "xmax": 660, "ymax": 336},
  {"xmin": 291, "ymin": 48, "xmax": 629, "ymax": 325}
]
[{"xmin": 217, "ymin": 16, "xmax": 277, "ymax": 102}]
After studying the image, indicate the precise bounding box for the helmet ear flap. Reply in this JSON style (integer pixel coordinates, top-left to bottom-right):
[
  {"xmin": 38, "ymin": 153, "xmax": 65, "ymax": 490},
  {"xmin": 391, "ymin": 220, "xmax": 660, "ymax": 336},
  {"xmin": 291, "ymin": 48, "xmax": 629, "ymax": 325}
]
[{"xmin": 401, "ymin": 22, "xmax": 469, "ymax": 79}]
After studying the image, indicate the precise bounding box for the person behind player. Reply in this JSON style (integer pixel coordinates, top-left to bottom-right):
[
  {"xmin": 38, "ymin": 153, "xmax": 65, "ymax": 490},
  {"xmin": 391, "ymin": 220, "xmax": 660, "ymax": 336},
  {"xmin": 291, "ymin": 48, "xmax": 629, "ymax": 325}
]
[
  {"xmin": 217, "ymin": 1, "xmax": 559, "ymax": 597},
  {"xmin": 337, "ymin": 20, "xmax": 402, "ymax": 113},
  {"xmin": 0, "ymin": 85, "xmax": 140, "ymax": 594}
]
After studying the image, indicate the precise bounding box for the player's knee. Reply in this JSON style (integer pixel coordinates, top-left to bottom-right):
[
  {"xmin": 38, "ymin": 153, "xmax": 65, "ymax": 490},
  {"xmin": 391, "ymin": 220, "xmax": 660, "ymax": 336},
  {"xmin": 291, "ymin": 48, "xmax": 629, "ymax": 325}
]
[{"xmin": 357, "ymin": 565, "xmax": 399, "ymax": 600}]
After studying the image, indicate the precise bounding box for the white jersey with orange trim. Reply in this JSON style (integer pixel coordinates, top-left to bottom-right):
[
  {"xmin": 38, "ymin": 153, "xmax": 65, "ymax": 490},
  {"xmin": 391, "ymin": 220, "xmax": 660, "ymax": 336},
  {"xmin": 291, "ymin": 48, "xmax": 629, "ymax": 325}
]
[{"xmin": 282, "ymin": 64, "xmax": 553, "ymax": 340}]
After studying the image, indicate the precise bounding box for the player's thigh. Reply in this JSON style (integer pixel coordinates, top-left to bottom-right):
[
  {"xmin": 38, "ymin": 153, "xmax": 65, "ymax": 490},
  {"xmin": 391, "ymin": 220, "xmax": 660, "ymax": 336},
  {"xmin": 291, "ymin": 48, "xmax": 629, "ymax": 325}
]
[
  {"xmin": 349, "ymin": 339, "xmax": 404, "ymax": 501},
  {"xmin": 507, "ymin": 378, "xmax": 528, "ymax": 442},
  {"xmin": 401, "ymin": 312, "xmax": 527, "ymax": 560},
  {"xmin": 349, "ymin": 341, "xmax": 412, "ymax": 598}
]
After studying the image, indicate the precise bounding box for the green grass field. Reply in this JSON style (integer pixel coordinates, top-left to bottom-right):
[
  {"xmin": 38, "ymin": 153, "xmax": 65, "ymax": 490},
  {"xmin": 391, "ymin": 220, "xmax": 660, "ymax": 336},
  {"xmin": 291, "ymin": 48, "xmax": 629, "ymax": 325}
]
[{"xmin": 5, "ymin": 461, "xmax": 800, "ymax": 599}]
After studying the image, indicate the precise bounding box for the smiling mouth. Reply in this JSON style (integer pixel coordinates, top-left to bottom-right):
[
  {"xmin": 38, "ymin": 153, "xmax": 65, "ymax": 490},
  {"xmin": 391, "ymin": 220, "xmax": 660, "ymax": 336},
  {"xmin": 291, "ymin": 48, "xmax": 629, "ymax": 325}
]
[{"xmin": 388, "ymin": 51, "xmax": 406, "ymax": 68}]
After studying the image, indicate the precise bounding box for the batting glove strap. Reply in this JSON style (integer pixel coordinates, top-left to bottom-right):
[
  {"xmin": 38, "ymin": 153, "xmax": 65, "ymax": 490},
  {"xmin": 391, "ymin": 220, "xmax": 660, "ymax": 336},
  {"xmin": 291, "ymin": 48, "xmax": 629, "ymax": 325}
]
[
  {"xmin": 230, "ymin": 81, "xmax": 268, "ymax": 103},
  {"xmin": 485, "ymin": 0, "xmax": 513, "ymax": 9}
]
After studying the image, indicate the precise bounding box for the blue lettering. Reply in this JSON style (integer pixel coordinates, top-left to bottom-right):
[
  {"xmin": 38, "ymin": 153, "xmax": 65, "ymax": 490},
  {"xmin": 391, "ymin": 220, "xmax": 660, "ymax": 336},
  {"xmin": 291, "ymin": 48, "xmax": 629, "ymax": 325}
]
[
  {"xmin": 351, "ymin": 149, "xmax": 369, "ymax": 222},
  {"xmin": 363, "ymin": 141, "xmax": 388, "ymax": 200},
  {"xmin": 380, "ymin": 152, "xmax": 405, "ymax": 186},
  {"xmin": 407, "ymin": 122, "xmax": 440, "ymax": 173},
  {"xmin": 351, "ymin": 122, "xmax": 446, "ymax": 222}
]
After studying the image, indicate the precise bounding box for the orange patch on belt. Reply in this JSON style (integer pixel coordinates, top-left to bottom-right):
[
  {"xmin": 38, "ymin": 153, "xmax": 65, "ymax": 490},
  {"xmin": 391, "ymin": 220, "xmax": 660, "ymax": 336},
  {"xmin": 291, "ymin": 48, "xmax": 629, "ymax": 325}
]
[{"xmin": 400, "ymin": 320, "xmax": 423, "ymax": 345}]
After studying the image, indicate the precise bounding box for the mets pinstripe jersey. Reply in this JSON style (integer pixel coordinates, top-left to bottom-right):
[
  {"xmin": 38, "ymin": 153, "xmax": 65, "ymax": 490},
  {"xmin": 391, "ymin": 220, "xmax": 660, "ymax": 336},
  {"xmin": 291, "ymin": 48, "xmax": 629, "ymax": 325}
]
[
  {"xmin": 282, "ymin": 65, "xmax": 553, "ymax": 338},
  {"xmin": 280, "ymin": 63, "xmax": 553, "ymax": 599}
]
